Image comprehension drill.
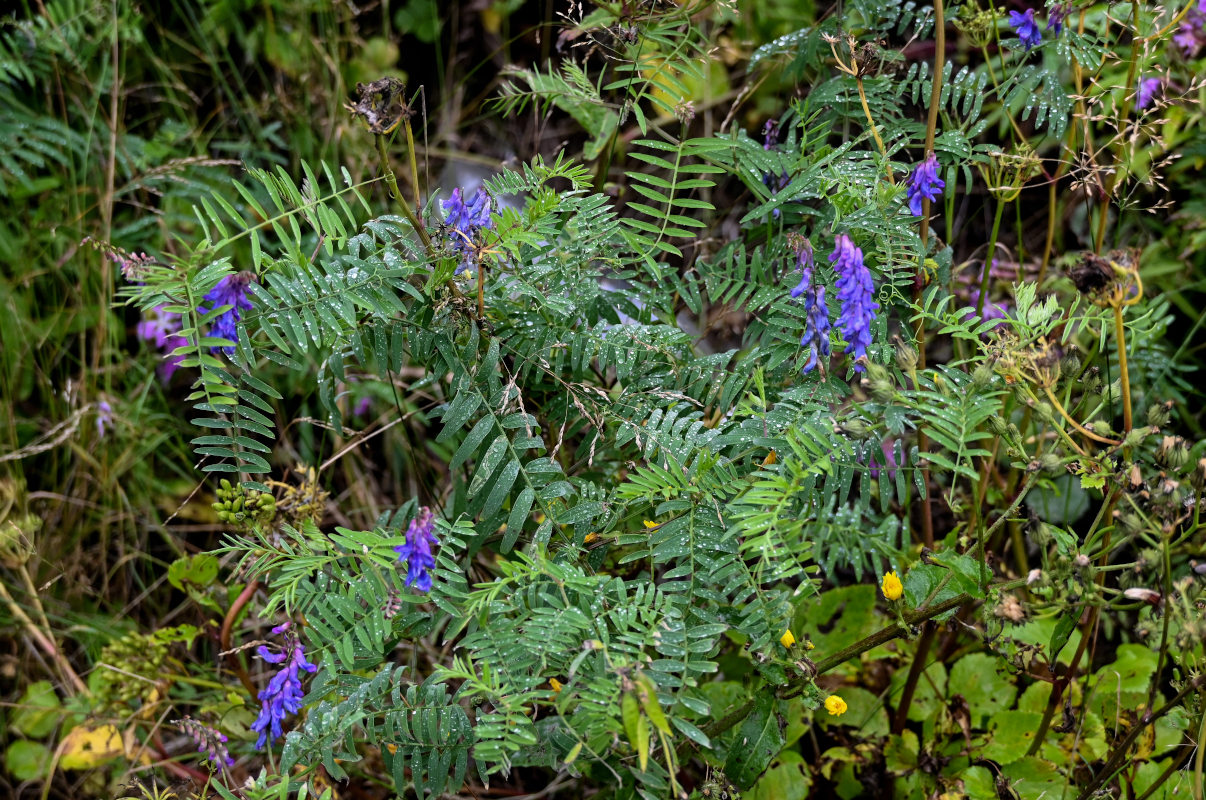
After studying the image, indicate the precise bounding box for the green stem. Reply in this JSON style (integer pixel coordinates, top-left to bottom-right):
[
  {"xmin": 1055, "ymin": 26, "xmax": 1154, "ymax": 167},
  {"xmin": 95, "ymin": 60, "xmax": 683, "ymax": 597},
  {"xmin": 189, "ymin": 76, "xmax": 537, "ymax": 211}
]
[
  {"xmin": 375, "ymin": 134, "xmax": 434, "ymax": 257},
  {"xmin": 856, "ymin": 76, "xmax": 895, "ymax": 184},
  {"xmin": 1148, "ymin": 524, "xmax": 1173, "ymax": 711},
  {"xmin": 976, "ymin": 192, "xmax": 1007, "ymax": 318},
  {"xmin": 1194, "ymin": 692, "xmax": 1206, "ymax": 800},
  {"xmin": 402, "ymin": 117, "xmax": 424, "ymax": 219},
  {"xmin": 1041, "ymin": 385, "xmax": 1121, "ymax": 447}
]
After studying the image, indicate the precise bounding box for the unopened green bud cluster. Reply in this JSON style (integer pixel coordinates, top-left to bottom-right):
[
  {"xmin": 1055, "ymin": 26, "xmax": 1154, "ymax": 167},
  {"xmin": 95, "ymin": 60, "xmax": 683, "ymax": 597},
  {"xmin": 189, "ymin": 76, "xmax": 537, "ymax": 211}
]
[{"xmin": 213, "ymin": 479, "xmax": 277, "ymax": 529}]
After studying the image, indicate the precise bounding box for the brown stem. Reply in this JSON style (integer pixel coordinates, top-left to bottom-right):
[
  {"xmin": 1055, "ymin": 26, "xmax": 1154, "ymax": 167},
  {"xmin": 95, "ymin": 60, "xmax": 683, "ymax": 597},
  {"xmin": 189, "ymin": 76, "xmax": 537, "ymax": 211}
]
[
  {"xmin": 891, "ymin": 622, "xmax": 936, "ymax": 734},
  {"xmin": 1114, "ymin": 304, "xmax": 1134, "ymax": 433},
  {"xmin": 1134, "ymin": 737, "xmax": 1195, "ymax": 800},
  {"xmin": 221, "ymin": 580, "xmax": 260, "ymax": 697}
]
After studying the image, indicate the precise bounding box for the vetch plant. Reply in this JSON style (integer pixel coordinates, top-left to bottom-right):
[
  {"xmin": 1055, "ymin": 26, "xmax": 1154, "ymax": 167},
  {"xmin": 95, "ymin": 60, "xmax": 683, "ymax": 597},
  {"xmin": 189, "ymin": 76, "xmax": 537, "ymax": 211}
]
[{"xmin": 21, "ymin": 0, "xmax": 1204, "ymax": 797}]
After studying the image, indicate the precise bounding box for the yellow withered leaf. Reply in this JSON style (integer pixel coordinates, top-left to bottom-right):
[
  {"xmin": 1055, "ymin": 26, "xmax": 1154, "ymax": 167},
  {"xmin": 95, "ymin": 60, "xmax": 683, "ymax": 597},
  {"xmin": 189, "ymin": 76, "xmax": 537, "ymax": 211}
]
[{"xmin": 59, "ymin": 725, "xmax": 125, "ymax": 770}]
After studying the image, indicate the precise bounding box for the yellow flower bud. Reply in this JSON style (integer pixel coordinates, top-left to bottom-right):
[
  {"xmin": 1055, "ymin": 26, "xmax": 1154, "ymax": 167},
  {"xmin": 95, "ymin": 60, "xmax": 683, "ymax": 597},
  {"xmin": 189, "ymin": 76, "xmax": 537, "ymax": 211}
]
[
  {"xmin": 643, "ymin": 520, "xmax": 659, "ymax": 529},
  {"xmin": 881, "ymin": 570, "xmax": 903, "ymax": 601},
  {"xmin": 780, "ymin": 629, "xmax": 796, "ymax": 648},
  {"xmin": 549, "ymin": 678, "xmax": 563, "ymax": 694},
  {"xmin": 824, "ymin": 695, "xmax": 848, "ymax": 716}
]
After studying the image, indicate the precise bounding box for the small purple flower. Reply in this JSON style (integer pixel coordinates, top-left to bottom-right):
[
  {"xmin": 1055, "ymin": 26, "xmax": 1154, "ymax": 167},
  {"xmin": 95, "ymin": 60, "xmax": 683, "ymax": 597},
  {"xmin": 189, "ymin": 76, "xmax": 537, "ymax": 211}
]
[
  {"xmin": 250, "ymin": 622, "xmax": 318, "ymax": 749},
  {"xmin": 135, "ymin": 305, "xmax": 187, "ymax": 381},
  {"xmin": 136, "ymin": 304, "xmax": 181, "ymax": 349},
  {"xmin": 1174, "ymin": 1, "xmax": 1206, "ymax": 57},
  {"xmin": 394, "ymin": 506, "xmax": 438, "ymax": 592},
  {"xmin": 354, "ymin": 395, "xmax": 372, "ymax": 418},
  {"xmin": 830, "ymin": 235, "xmax": 880, "ymax": 370},
  {"xmin": 1173, "ymin": 26, "xmax": 1200, "ymax": 56},
  {"xmin": 1137, "ymin": 77, "xmax": 1162, "ymax": 110},
  {"xmin": 1009, "ymin": 8, "xmax": 1043, "ymax": 50},
  {"xmin": 789, "ymin": 238, "xmax": 815, "ymax": 298},
  {"xmin": 96, "ymin": 400, "xmax": 113, "ymax": 438},
  {"xmin": 176, "ymin": 717, "xmax": 234, "ymax": 769},
  {"xmin": 906, "ymin": 154, "xmax": 945, "ymax": 216},
  {"xmin": 762, "ymin": 119, "xmax": 780, "ymax": 150},
  {"xmin": 1046, "ymin": 2, "xmax": 1069, "ymax": 35},
  {"xmin": 197, "ymin": 272, "xmax": 255, "ymax": 354}
]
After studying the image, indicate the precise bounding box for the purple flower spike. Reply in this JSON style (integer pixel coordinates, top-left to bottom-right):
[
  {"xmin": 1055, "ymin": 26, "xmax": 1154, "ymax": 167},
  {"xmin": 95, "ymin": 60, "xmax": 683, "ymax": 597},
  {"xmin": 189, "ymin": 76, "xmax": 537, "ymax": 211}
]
[
  {"xmin": 176, "ymin": 717, "xmax": 235, "ymax": 769},
  {"xmin": 1009, "ymin": 9, "xmax": 1043, "ymax": 50},
  {"xmin": 800, "ymin": 284, "xmax": 832, "ymax": 373},
  {"xmin": 250, "ymin": 623, "xmax": 318, "ymax": 750},
  {"xmin": 1137, "ymin": 77, "xmax": 1162, "ymax": 110},
  {"xmin": 394, "ymin": 506, "xmax": 438, "ymax": 592},
  {"xmin": 198, "ymin": 272, "xmax": 255, "ymax": 354},
  {"xmin": 830, "ymin": 234, "xmax": 880, "ymax": 370},
  {"xmin": 906, "ymin": 154, "xmax": 945, "ymax": 216},
  {"xmin": 762, "ymin": 119, "xmax": 780, "ymax": 150},
  {"xmin": 1046, "ymin": 2, "xmax": 1069, "ymax": 36}
]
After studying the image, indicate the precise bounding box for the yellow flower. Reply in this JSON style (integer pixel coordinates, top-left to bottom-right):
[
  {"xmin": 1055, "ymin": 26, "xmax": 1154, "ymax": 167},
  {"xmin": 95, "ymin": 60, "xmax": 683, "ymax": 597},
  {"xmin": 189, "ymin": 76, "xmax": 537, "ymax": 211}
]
[
  {"xmin": 549, "ymin": 678, "xmax": 563, "ymax": 694},
  {"xmin": 824, "ymin": 695, "xmax": 848, "ymax": 716},
  {"xmin": 881, "ymin": 570, "xmax": 903, "ymax": 601},
  {"xmin": 643, "ymin": 520, "xmax": 660, "ymax": 529},
  {"xmin": 780, "ymin": 629, "xmax": 796, "ymax": 648}
]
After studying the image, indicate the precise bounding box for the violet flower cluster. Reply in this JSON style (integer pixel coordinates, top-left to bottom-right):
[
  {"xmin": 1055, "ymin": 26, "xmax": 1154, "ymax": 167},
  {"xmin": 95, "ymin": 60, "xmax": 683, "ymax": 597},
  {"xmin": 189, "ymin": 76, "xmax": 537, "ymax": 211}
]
[
  {"xmin": 1009, "ymin": 8, "xmax": 1043, "ymax": 50},
  {"xmin": 197, "ymin": 271, "xmax": 255, "ymax": 353},
  {"xmin": 250, "ymin": 622, "xmax": 318, "ymax": 749},
  {"xmin": 135, "ymin": 304, "xmax": 188, "ymax": 381},
  {"xmin": 1047, "ymin": 2, "xmax": 1070, "ymax": 36},
  {"xmin": 1137, "ymin": 77, "xmax": 1163, "ymax": 110},
  {"xmin": 906, "ymin": 153, "xmax": 945, "ymax": 216},
  {"xmin": 394, "ymin": 506, "xmax": 438, "ymax": 592},
  {"xmin": 831, "ymin": 235, "xmax": 880, "ymax": 369},
  {"xmin": 1174, "ymin": 0, "xmax": 1206, "ymax": 57},
  {"xmin": 176, "ymin": 716, "xmax": 234, "ymax": 769},
  {"xmin": 789, "ymin": 240, "xmax": 831, "ymax": 373},
  {"xmin": 442, "ymin": 187, "xmax": 494, "ymax": 272}
]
